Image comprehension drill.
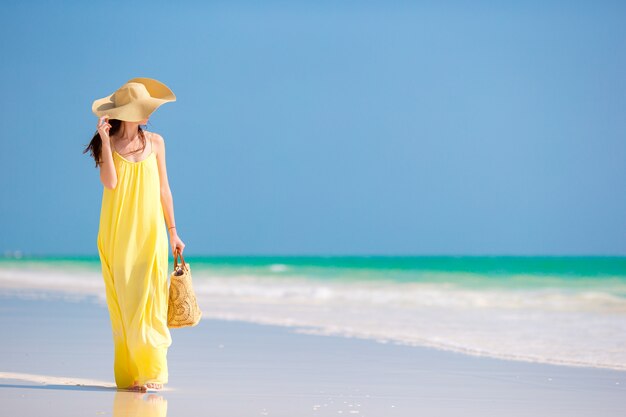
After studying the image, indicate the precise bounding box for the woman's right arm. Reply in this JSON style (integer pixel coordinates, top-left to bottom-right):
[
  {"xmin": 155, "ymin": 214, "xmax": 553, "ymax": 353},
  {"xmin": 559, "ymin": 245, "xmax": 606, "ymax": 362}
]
[{"xmin": 97, "ymin": 117, "xmax": 117, "ymax": 189}]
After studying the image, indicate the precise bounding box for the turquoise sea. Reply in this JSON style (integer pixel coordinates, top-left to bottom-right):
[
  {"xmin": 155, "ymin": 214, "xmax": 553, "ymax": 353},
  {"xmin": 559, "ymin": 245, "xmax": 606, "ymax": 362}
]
[
  {"xmin": 3, "ymin": 254, "xmax": 626, "ymax": 283},
  {"xmin": 1, "ymin": 255, "xmax": 625, "ymax": 370}
]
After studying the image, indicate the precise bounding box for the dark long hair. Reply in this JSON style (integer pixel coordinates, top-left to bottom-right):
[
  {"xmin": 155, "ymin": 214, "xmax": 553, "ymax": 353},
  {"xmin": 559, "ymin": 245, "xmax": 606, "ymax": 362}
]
[{"xmin": 83, "ymin": 119, "xmax": 146, "ymax": 167}]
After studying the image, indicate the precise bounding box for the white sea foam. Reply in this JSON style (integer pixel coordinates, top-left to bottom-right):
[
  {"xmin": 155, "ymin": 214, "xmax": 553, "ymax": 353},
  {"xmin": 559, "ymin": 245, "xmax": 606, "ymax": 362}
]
[
  {"xmin": 1, "ymin": 264, "xmax": 625, "ymax": 370},
  {"xmin": 268, "ymin": 264, "xmax": 289, "ymax": 273}
]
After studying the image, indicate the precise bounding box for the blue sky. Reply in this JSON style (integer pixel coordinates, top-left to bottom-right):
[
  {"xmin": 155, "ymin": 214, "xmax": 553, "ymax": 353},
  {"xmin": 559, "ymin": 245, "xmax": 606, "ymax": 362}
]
[{"xmin": 0, "ymin": 1, "xmax": 624, "ymax": 256}]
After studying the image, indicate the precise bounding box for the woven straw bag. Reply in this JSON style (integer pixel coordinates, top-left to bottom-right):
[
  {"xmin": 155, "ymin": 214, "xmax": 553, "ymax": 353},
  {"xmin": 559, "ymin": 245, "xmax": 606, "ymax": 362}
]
[{"xmin": 167, "ymin": 249, "xmax": 202, "ymax": 328}]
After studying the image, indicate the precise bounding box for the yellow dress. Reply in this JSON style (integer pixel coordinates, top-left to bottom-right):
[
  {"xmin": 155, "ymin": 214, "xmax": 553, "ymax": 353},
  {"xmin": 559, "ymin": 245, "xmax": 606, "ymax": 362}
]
[{"xmin": 97, "ymin": 132, "xmax": 171, "ymax": 388}]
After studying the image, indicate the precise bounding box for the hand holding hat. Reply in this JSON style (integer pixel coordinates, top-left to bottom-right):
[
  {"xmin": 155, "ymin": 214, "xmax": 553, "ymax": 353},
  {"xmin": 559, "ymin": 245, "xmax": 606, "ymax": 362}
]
[{"xmin": 97, "ymin": 116, "xmax": 112, "ymax": 143}]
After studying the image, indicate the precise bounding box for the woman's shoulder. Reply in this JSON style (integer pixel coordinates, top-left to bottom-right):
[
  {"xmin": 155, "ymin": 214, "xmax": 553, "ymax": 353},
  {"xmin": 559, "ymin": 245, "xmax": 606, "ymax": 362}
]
[{"xmin": 144, "ymin": 130, "xmax": 165, "ymax": 145}]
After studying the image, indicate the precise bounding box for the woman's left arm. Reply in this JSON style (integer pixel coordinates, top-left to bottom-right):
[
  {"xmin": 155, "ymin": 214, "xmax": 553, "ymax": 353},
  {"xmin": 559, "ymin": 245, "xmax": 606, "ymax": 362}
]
[{"xmin": 154, "ymin": 133, "xmax": 186, "ymax": 256}]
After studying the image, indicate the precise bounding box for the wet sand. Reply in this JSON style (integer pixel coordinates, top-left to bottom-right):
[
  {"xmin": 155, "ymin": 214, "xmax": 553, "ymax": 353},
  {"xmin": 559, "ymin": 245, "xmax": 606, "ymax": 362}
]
[{"xmin": 0, "ymin": 292, "xmax": 624, "ymax": 416}]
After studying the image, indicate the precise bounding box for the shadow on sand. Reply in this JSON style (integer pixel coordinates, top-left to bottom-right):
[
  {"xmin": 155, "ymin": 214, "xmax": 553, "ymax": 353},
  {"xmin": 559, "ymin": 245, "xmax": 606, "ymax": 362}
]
[{"xmin": 0, "ymin": 383, "xmax": 116, "ymax": 392}]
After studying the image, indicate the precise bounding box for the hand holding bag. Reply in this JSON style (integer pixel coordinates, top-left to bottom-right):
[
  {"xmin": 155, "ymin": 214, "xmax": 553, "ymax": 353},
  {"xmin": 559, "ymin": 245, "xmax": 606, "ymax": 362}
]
[{"xmin": 167, "ymin": 248, "xmax": 202, "ymax": 328}]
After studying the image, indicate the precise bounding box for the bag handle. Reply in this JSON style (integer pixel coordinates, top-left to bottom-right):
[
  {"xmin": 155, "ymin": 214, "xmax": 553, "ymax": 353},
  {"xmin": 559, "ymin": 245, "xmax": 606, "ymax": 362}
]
[{"xmin": 174, "ymin": 248, "xmax": 187, "ymax": 271}]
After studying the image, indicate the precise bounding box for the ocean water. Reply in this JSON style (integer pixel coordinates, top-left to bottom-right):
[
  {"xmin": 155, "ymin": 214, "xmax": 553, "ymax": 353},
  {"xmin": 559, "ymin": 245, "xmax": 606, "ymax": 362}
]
[{"xmin": 1, "ymin": 256, "xmax": 625, "ymax": 370}]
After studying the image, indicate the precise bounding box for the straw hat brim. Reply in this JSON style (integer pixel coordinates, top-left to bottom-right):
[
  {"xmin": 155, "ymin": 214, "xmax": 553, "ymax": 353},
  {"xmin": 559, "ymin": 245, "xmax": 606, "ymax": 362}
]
[
  {"xmin": 92, "ymin": 96, "xmax": 172, "ymax": 121},
  {"xmin": 92, "ymin": 77, "xmax": 176, "ymax": 122}
]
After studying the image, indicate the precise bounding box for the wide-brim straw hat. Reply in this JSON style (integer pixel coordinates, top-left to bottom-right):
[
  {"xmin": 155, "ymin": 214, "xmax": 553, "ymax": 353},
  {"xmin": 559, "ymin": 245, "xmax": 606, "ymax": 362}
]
[{"xmin": 92, "ymin": 77, "xmax": 176, "ymax": 122}]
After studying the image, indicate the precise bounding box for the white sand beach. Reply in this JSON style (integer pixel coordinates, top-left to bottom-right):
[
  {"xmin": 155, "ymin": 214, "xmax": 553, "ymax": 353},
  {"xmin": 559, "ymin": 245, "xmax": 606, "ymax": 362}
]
[{"xmin": 0, "ymin": 291, "xmax": 625, "ymax": 416}]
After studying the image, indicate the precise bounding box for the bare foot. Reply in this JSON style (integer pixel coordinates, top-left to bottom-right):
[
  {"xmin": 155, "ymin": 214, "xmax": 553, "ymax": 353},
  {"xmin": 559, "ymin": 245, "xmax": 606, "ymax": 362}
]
[{"xmin": 121, "ymin": 385, "xmax": 147, "ymax": 392}]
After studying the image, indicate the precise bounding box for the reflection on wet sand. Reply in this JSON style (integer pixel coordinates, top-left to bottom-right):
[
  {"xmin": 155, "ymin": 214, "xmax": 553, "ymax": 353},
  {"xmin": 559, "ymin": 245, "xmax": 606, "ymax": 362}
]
[{"xmin": 113, "ymin": 391, "xmax": 167, "ymax": 417}]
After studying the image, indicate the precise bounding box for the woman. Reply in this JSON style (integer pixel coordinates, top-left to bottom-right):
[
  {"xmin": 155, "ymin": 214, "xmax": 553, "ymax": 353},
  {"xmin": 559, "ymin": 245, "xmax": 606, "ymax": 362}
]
[{"xmin": 83, "ymin": 78, "xmax": 185, "ymax": 392}]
